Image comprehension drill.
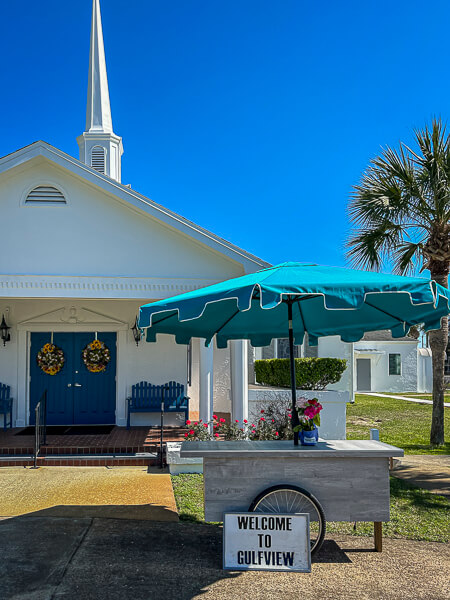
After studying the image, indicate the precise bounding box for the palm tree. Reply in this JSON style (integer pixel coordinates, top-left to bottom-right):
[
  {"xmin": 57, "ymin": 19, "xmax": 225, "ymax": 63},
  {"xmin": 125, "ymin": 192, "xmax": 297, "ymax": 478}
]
[{"xmin": 346, "ymin": 119, "xmax": 450, "ymax": 446}]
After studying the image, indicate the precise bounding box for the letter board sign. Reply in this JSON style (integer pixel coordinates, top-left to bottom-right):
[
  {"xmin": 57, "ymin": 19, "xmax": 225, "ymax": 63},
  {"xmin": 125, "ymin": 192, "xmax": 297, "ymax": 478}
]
[{"xmin": 223, "ymin": 512, "xmax": 311, "ymax": 572}]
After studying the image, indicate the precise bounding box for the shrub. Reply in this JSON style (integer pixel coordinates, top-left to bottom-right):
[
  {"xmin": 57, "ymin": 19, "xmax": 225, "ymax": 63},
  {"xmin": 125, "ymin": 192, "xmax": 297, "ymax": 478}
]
[{"xmin": 254, "ymin": 357, "xmax": 347, "ymax": 390}]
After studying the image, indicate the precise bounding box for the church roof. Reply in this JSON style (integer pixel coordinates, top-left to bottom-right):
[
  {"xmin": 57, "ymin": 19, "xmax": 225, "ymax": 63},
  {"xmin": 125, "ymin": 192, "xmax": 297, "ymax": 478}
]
[{"xmin": 0, "ymin": 140, "xmax": 270, "ymax": 272}]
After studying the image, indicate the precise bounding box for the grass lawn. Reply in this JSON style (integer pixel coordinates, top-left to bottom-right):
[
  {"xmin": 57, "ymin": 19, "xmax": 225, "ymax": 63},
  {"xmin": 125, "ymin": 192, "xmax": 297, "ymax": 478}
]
[
  {"xmin": 347, "ymin": 394, "xmax": 450, "ymax": 455},
  {"xmin": 171, "ymin": 474, "xmax": 449, "ymax": 543}
]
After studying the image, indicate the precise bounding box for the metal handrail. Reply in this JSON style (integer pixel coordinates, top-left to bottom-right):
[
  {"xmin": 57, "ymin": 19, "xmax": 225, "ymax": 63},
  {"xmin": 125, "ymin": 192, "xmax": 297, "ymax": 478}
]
[{"xmin": 34, "ymin": 390, "xmax": 47, "ymax": 468}]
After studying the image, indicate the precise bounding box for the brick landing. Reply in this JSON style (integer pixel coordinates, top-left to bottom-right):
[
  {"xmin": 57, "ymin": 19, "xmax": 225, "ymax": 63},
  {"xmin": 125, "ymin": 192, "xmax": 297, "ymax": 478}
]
[{"xmin": 0, "ymin": 426, "xmax": 187, "ymax": 467}]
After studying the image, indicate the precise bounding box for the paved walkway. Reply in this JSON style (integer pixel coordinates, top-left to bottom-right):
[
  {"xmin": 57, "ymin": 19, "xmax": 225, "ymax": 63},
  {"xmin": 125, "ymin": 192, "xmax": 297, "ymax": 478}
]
[
  {"xmin": 0, "ymin": 518, "xmax": 448, "ymax": 600},
  {"xmin": 391, "ymin": 455, "xmax": 450, "ymax": 497},
  {"xmin": 366, "ymin": 392, "xmax": 450, "ymax": 407},
  {"xmin": 0, "ymin": 466, "xmax": 178, "ymax": 520}
]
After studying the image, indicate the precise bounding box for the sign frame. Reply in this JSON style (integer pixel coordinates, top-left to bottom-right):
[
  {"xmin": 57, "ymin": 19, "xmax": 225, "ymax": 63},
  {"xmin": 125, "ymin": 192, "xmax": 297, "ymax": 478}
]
[{"xmin": 223, "ymin": 512, "xmax": 311, "ymax": 573}]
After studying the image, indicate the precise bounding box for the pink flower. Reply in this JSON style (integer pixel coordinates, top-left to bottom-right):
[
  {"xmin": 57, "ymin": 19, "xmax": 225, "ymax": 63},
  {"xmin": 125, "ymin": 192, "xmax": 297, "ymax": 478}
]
[
  {"xmin": 194, "ymin": 422, "xmax": 198, "ymax": 426},
  {"xmin": 203, "ymin": 423, "xmax": 208, "ymax": 428},
  {"xmin": 220, "ymin": 418, "xmax": 226, "ymax": 423},
  {"xmin": 260, "ymin": 417, "xmax": 265, "ymax": 422},
  {"xmin": 184, "ymin": 433, "xmax": 188, "ymax": 437},
  {"xmin": 186, "ymin": 420, "xmax": 191, "ymax": 425},
  {"xmin": 189, "ymin": 429, "xmax": 195, "ymax": 435},
  {"xmin": 214, "ymin": 433, "xmax": 219, "ymax": 438},
  {"xmin": 275, "ymin": 432, "xmax": 279, "ymax": 436},
  {"xmin": 235, "ymin": 420, "xmax": 239, "ymax": 423},
  {"xmin": 304, "ymin": 407, "xmax": 316, "ymax": 420},
  {"xmin": 272, "ymin": 419, "xmax": 275, "ymax": 423}
]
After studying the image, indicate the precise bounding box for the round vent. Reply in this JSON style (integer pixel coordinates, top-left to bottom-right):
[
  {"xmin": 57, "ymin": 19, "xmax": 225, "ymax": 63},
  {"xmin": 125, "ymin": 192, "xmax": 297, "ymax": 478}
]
[
  {"xmin": 91, "ymin": 146, "xmax": 106, "ymax": 174},
  {"xmin": 25, "ymin": 186, "xmax": 66, "ymax": 204}
]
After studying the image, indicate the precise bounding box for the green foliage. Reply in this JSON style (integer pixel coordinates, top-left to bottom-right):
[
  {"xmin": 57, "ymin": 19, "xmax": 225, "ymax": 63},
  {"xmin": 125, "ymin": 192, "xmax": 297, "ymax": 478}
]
[{"xmin": 254, "ymin": 357, "xmax": 347, "ymax": 390}]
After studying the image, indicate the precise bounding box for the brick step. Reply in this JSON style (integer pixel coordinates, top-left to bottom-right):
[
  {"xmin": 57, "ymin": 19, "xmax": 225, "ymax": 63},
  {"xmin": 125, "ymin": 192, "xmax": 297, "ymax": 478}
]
[
  {"xmin": 0, "ymin": 445, "xmax": 160, "ymax": 456},
  {"xmin": 0, "ymin": 452, "xmax": 162, "ymax": 467}
]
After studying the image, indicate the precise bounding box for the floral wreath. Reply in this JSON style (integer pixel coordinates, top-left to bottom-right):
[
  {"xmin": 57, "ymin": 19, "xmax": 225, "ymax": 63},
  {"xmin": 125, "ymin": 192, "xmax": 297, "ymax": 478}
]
[
  {"xmin": 37, "ymin": 343, "xmax": 65, "ymax": 376},
  {"xmin": 82, "ymin": 339, "xmax": 111, "ymax": 373}
]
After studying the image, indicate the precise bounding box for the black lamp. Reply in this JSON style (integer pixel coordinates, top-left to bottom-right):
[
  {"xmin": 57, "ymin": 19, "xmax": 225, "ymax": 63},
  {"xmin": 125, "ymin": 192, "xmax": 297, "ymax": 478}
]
[
  {"xmin": 0, "ymin": 314, "xmax": 10, "ymax": 346},
  {"xmin": 131, "ymin": 318, "xmax": 141, "ymax": 346}
]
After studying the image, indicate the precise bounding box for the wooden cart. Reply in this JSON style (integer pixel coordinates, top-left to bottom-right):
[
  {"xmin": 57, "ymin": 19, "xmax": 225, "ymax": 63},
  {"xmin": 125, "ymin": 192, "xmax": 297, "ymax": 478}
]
[{"xmin": 181, "ymin": 439, "xmax": 404, "ymax": 554}]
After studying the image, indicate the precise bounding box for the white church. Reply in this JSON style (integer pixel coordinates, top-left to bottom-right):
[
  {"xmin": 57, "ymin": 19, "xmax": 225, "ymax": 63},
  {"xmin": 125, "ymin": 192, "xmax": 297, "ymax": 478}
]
[{"xmin": 0, "ymin": 0, "xmax": 269, "ymax": 429}]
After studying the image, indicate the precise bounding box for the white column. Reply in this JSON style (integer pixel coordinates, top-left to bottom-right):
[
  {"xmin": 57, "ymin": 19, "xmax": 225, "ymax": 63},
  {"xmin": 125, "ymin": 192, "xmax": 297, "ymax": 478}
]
[
  {"xmin": 199, "ymin": 340, "xmax": 214, "ymax": 425},
  {"xmin": 230, "ymin": 340, "xmax": 248, "ymax": 424}
]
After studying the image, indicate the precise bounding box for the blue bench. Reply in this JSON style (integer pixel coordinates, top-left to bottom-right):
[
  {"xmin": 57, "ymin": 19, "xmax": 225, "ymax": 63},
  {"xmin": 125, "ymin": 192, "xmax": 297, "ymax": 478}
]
[
  {"xmin": 127, "ymin": 381, "xmax": 189, "ymax": 429},
  {"xmin": 0, "ymin": 383, "xmax": 13, "ymax": 431}
]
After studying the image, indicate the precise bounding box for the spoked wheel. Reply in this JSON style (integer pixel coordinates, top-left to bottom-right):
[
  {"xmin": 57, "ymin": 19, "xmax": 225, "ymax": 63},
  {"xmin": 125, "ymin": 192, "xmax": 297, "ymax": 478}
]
[{"xmin": 248, "ymin": 484, "xmax": 326, "ymax": 556}]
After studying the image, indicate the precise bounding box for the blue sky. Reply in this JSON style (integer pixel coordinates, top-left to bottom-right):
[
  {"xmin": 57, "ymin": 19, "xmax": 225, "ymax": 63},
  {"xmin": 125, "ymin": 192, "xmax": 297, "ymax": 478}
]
[{"xmin": 1, "ymin": 0, "xmax": 448, "ymax": 268}]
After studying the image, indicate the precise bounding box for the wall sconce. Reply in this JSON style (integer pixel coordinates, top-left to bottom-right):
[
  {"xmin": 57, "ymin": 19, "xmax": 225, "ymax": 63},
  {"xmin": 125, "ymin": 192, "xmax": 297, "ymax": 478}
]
[
  {"xmin": 131, "ymin": 318, "xmax": 142, "ymax": 346},
  {"xmin": 0, "ymin": 314, "xmax": 11, "ymax": 346}
]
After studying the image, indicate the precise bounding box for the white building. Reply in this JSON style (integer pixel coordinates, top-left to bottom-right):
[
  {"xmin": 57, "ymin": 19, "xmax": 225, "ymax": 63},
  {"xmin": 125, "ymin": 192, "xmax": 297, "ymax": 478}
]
[{"xmin": 0, "ymin": 0, "xmax": 269, "ymax": 429}]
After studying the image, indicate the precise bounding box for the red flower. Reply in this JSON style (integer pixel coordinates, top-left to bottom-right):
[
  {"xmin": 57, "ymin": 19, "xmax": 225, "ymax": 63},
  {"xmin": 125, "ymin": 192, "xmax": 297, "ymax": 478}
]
[
  {"xmin": 243, "ymin": 419, "xmax": 248, "ymax": 423},
  {"xmin": 288, "ymin": 414, "xmax": 292, "ymax": 418},
  {"xmin": 275, "ymin": 432, "xmax": 279, "ymax": 436},
  {"xmin": 220, "ymin": 418, "xmax": 226, "ymax": 423},
  {"xmin": 261, "ymin": 409, "xmax": 265, "ymax": 414},
  {"xmin": 251, "ymin": 424, "xmax": 255, "ymax": 427},
  {"xmin": 194, "ymin": 422, "xmax": 198, "ymax": 426},
  {"xmin": 186, "ymin": 420, "xmax": 191, "ymax": 425},
  {"xmin": 213, "ymin": 425, "xmax": 217, "ymax": 429},
  {"xmin": 203, "ymin": 423, "xmax": 208, "ymax": 428},
  {"xmin": 260, "ymin": 417, "xmax": 265, "ymax": 422},
  {"xmin": 213, "ymin": 414, "xmax": 218, "ymax": 420},
  {"xmin": 184, "ymin": 433, "xmax": 188, "ymax": 437},
  {"xmin": 235, "ymin": 419, "xmax": 239, "ymax": 423},
  {"xmin": 272, "ymin": 419, "xmax": 275, "ymax": 423},
  {"xmin": 214, "ymin": 433, "xmax": 219, "ymax": 438},
  {"xmin": 189, "ymin": 430, "xmax": 195, "ymax": 435}
]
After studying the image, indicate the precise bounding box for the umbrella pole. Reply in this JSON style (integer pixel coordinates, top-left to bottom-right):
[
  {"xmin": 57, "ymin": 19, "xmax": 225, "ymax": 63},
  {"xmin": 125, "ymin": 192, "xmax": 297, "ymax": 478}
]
[{"xmin": 287, "ymin": 300, "xmax": 300, "ymax": 446}]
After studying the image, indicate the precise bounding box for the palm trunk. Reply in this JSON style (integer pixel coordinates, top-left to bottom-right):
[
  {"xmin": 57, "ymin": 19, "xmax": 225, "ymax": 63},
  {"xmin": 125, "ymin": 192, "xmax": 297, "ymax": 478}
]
[{"xmin": 429, "ymin": 273, "xmax": 448, "ymax": 446}]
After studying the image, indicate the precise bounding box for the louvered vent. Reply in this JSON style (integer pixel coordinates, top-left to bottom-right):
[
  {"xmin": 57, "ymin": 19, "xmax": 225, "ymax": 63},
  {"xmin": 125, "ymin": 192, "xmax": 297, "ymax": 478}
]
[
  {"xmin": 91, "ymin": 146, "xmax": 106, "ymax": 174},
  {"xmin": 25, "ymin": 186, "xmax": 66, "ymax": 204}
]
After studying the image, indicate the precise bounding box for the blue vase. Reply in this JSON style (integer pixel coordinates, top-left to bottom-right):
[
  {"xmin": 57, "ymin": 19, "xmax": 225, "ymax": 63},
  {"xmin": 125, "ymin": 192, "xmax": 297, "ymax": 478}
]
[{"xmin": 299, "ymin": 425, "xmax": 319, "ymax": 446}]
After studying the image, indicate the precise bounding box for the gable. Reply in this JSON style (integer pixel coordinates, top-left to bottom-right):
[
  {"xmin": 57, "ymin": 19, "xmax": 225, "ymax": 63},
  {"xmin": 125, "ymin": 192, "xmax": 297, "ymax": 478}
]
[{"xmin": 0, "ymin": 154, "xmax": 257, "ymax": 282}]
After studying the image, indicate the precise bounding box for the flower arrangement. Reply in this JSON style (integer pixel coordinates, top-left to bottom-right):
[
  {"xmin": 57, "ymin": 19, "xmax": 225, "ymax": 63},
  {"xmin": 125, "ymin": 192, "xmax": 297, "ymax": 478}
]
[
  {"xmin": 183, "ymin": 413, "xmax": 279, "ymax": 441},
  {"xmin": 36, "ymin": 343, "xmax": 65, "ymax": 376},
  {"xmin": 82, "ymin": 339, "xmax": 111, "ymax": 373},
  {"xmin": 293, "ymin": 397, "xmax": 323, "ymax": 432}
]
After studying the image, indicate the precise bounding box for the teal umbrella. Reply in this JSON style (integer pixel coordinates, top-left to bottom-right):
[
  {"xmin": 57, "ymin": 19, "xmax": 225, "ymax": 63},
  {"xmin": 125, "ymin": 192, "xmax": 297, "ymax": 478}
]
[{"xmin": 138, "ymin": 262, "xmax": 450, "ymax": 444}]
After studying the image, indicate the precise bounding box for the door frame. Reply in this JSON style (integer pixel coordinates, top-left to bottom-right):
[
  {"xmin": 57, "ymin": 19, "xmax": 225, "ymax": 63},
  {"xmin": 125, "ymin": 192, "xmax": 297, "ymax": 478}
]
[{"xmin": 16, "ymin": 323, "xmax": 128, "ymax": 427}]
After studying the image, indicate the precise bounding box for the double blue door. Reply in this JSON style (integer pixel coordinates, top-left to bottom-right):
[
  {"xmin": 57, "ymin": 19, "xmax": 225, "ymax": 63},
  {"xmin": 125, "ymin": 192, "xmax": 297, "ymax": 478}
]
[{"xmin": 30, "ymin": 332, "xmax": 116, "ymax": 425}]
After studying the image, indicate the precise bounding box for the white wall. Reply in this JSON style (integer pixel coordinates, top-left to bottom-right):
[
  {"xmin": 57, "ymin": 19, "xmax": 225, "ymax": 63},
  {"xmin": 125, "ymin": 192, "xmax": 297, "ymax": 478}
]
[
  {"xmin": 417, "ymin": 349, "xmax": 433, "ymax": 393},
  {"xmin": 353, "ymin": 340, "xmax": 418, "ymax": 393},
  {"xmin": 317, "ymin": 336, "xmax": 354, "ymax": 401},
  {"xmin": 0, "ymin": 159, "xmax": 245, "ymax": 280},
  {"xmin": 0, "ymin": 299, "xmax": 189, "ymax": 426}
]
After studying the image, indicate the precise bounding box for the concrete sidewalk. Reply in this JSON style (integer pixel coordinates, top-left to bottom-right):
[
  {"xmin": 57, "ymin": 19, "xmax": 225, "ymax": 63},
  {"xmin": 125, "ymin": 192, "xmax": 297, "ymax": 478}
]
[
  {"xmin": 366, "ymin": 392, "xmax": 450, "ymax": 407},
  {"xmin": 391, "ymin": 455, "xmax": 450, "ymax": 497},
  {"xmin": 0, "ymin": 517, "xmax": 448, "ymax": 600}
]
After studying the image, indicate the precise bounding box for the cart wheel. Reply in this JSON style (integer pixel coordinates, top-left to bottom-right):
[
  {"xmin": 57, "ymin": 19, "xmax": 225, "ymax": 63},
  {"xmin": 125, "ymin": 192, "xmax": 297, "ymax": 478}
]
[{"xmin": 248, "ymin": 484, "xmax": 326, "ymax": 555}]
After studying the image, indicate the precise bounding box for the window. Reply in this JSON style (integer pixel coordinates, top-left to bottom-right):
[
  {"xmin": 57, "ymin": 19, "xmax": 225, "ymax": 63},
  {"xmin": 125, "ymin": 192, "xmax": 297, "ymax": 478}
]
[
  {"xmin": 389, "ymin": 353, "xmax": 401, "ymax": 376},
  {"xmin": 25, "ymin": 185, "xmax": 66, "ymax": 204},
  {"xmin": 91, "ymin": 146, "xmax": 106, "ymax": 174}
]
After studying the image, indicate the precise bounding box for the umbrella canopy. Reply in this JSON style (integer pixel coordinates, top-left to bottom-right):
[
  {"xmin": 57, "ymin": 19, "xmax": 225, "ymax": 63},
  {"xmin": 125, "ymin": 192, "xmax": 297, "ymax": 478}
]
[{"xmin": 138, "ymin": 262, "xmax": 450, "ymax": 347}]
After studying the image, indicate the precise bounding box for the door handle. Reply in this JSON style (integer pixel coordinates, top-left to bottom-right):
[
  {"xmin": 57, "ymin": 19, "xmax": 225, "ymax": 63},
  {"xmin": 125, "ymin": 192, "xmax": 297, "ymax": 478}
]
[{"xmin": 74, "ymin": 383, "xmax": 82, "ymax": 388}]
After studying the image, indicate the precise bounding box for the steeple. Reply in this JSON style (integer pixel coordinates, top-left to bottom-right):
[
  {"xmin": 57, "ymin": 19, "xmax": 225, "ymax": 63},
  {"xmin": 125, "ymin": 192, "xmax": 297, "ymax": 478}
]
[{"xmin": 77, "ymin": 0, "xmax": 123, "ymax": 182}]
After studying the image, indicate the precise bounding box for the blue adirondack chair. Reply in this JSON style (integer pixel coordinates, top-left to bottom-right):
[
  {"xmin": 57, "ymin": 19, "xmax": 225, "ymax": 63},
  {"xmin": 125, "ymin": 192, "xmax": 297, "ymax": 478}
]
[
  {"xmin": 127, "ymin": 381, "xmax": 189, "ymax": 429},
  {"xmin": 0, "ymin": 383, "xmax": 13, "ymax": 431}
]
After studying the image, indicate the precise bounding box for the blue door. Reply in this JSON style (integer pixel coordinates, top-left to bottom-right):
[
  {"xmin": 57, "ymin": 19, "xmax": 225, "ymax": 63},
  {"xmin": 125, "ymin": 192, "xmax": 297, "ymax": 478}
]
[{"xmin": 30, "ymin": 332, "xmax": 116, "ymax": 425}]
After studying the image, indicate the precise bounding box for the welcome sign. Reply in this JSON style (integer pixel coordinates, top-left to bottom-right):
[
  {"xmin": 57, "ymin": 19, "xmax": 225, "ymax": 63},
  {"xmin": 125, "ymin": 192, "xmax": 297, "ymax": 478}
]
[{"xmin": 223, "ymin": 513, "xmax": 311, "ymax": 572}]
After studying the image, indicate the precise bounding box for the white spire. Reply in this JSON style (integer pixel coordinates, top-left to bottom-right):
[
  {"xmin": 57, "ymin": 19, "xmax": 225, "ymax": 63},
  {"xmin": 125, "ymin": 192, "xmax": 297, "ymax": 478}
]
[
  {"xmin": 78, "ymin": 0, "xmax": 123, "ymax": 182},
  {"xmin": 86, "ymin": 0, "xmax": 113, "ymax": 133}
]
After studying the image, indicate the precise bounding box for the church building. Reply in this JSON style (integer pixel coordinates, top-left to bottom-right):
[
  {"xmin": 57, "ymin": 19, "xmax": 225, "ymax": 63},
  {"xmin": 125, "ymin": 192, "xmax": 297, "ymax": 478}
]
[{"xmin": 0, "ymin": 0, "xmax": 268, "ymax": 429}]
